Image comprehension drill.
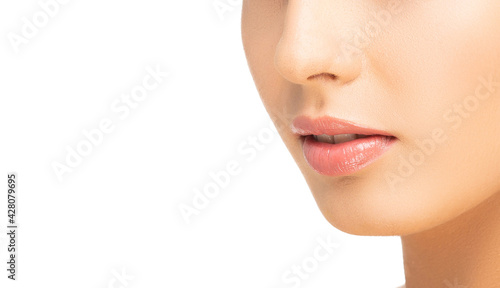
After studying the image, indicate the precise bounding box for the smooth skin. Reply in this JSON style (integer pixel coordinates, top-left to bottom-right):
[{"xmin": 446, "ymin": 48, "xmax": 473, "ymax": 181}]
[{"xmin": 241, "ymin": 0, "xmax": 500, "ymax": 287}]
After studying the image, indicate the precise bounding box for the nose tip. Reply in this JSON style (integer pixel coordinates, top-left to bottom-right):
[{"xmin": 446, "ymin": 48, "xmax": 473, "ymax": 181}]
[{"xmin": 273, "ymin": 2, "xmax": 363, "ymax": 86}]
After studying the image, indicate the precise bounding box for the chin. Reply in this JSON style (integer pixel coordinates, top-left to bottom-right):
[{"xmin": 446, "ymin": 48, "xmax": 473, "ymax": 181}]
[{"xmin": 283, "ymin": 137, "xmax": 495, "ymax": 237}]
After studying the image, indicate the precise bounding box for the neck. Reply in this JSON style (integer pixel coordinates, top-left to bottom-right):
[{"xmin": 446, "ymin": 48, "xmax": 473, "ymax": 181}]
[{"xmin": 401, "ymin": 192, "xmax": 500, "ymax": 288}]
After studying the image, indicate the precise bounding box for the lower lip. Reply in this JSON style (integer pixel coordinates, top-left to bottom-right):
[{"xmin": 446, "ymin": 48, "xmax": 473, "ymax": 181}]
[{"xmin": 302, "ymin": 135, "xmax": 397, "ymax": 176}]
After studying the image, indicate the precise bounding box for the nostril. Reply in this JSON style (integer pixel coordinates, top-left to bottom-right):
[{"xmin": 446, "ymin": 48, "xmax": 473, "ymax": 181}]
[{"xmin": 307, "ymin": 73, "xmax": 338, "ymax": 81}]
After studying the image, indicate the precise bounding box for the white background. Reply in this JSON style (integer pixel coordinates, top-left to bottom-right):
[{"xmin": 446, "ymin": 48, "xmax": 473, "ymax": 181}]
[{"xmin": 0, "ymin": 1, "xmax": 405, "ymax": 287}]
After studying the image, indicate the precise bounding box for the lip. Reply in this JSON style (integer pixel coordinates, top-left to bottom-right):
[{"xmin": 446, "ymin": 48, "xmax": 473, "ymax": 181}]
[{"xmin": 292, "ymin": 115, "xmax": 397, "ymax": 176}]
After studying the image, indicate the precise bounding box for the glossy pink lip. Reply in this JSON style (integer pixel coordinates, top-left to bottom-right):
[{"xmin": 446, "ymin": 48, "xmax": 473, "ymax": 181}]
[{"xmin": 292, "ymin": 116, "xmax": 397, "ymax": 176}]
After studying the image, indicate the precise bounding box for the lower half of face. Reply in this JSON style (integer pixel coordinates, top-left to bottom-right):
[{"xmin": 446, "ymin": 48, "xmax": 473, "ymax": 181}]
[{"xmin": 242, "ymin": 0, "xmax": 500, "ymax": 235}]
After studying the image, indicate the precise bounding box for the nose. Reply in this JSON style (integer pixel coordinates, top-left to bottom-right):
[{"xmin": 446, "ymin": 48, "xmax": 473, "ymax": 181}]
[{"xmin": 274, "ymin": 0, "xmax": 362, "ymax": 86}]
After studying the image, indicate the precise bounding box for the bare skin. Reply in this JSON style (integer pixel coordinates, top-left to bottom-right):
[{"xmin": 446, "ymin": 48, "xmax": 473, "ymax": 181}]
[
  {"xmin": 401, "ymin": 191, "xmax": 500, "ymax": 288},
  {"xmin": 241, "ymin": 0, "xmax": 500, "ymax": 287}
]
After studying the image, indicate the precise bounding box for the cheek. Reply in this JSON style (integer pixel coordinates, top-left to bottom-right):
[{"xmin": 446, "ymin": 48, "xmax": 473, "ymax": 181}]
[
  {"xmin": 373, "ymin": 0, "xmax": 500, "ymax": 135},
  {"xmin": 241, "ymin": 6, "xmax": 291, "ymax": 124},
  {"xmin": 367, "ymin": 0, "xmax": 500, "ymax": 228}
]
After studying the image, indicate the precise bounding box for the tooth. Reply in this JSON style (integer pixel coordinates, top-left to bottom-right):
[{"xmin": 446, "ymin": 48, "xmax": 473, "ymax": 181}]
[
  {"xmin": 316, "ymin": 134, "xmax": 336, "ymax": 144},
  {"xmin": 333, "ymin": 134, "xmax": 357, "ymax": 144}
]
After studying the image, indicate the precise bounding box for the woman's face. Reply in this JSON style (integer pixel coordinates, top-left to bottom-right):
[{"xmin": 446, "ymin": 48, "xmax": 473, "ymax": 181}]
[{"xmin": 241, "ymin": 0, "xmax": 500, "ymax": 235}]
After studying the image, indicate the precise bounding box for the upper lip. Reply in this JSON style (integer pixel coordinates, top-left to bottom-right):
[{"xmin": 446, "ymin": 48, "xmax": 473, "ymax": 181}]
[{"xmin": 291, "ymin": 115, "xmax": 395, "ymax": 137}]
